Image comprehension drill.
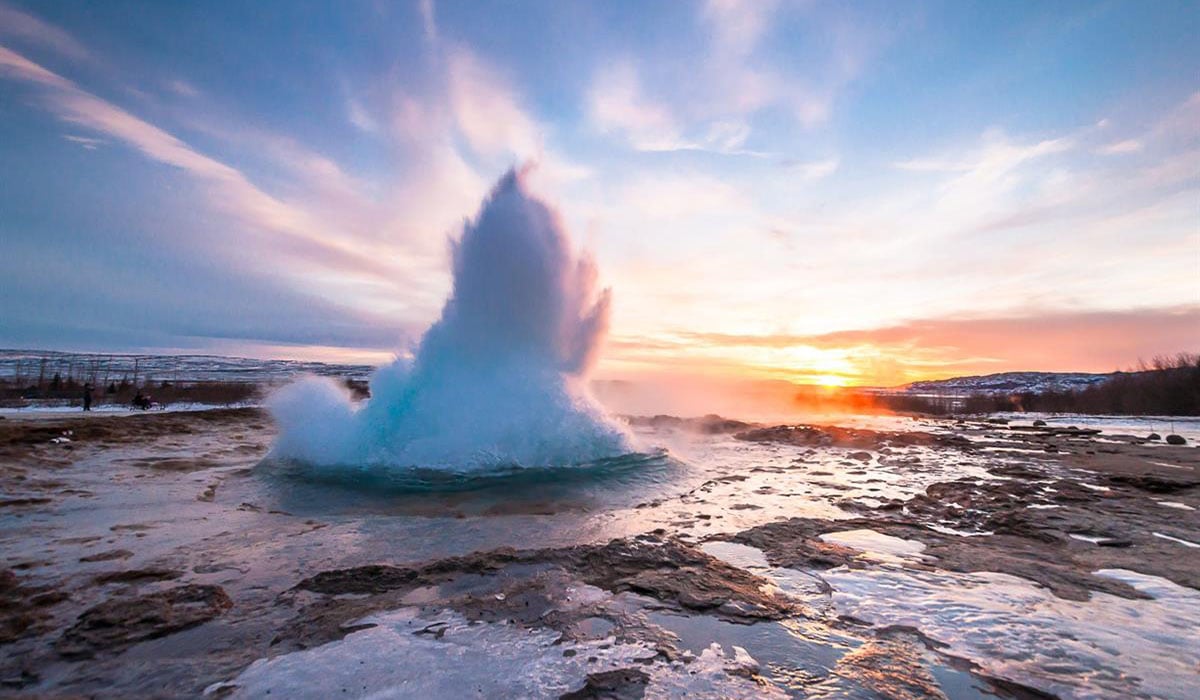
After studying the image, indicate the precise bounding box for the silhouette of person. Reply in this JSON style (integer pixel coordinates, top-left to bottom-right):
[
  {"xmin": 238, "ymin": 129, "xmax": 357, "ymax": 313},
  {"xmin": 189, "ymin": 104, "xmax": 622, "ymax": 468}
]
[{"xmin": 82, "ymin": 383, "xmax": 93, "ymax": 412}]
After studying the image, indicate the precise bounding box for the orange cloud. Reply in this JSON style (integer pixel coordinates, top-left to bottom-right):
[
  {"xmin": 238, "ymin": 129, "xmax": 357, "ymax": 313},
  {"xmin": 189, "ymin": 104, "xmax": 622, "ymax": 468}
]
[{"xmin": 603, "ymin": 306, "xmax": 1200, "ymax": 387}]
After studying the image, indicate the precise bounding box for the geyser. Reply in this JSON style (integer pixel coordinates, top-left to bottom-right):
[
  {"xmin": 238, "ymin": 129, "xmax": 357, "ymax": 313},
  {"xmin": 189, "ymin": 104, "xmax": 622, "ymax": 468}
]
[{"xmin": 269, "ymin": 167, "xmax": 631, "ymax": 470}]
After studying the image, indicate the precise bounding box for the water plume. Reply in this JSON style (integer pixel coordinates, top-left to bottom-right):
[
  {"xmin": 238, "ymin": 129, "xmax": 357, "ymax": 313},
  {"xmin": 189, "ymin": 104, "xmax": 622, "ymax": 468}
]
[{"xmin": 268, "ymin": 166, "xmax": 631, "ymax": 470}]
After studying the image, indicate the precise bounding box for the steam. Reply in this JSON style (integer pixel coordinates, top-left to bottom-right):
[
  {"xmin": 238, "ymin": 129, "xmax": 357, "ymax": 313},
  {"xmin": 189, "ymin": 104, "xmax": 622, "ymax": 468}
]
[{"xmin": 268, "ymin": 167, "xmax": 631, "ymax": 470}]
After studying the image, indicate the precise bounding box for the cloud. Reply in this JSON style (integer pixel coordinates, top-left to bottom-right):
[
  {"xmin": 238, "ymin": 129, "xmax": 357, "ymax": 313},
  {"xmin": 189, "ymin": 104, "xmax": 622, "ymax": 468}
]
[
  {"xmin": 586, "ymin": 61, "xmax": 778, "ymax": 156},
  {"xmin": 418, "ymin": 0, "xmax": 439, "ymax": 45},
  {"xmin": 446, "ymin": 47, "xmax": 541, "ymax": 158},
  {"xmin": 787, "ymin": 157, "xmax": 840, "ymax": 181},
  {"xmin": 62, "ymin": 133, "xmax": 105, "ymax": 149},
  {"xmin": 585, "ymin": 2, "xmax": 781, "ymax": 153},
  {"xmin": 166, "ymin": 79, "xmax": 200, "ymax": 98},
  {"xmin": 703, "ymin": 0, "xmax": 779, "ymax": 58},
  {"xmin": 1152, "ymin": 90, "xmax": 1200, "ymax": 142},
  {"xmin": 615, "ymin": 306, "xmax": 1200, "ymax": 384},
  {"xmin": 345, "ymin": 95, "xmax": 379, "ymax": 133},
  {"xmin": 697, "ymin": 0, "xmax": 779, "ymax": 113},
  {"xmin": 586, "ymin": 0, "xmax": 889, "ymax": 155},
  {"xmin": 0, "ymin": 3, "xmax": 89, "ymax": 60},
  {"xmin": 0, "ymin": 43, "xmax": 406, "ymax": 285},
  {"xmin": 894, "ymin": 133, "xmax": 1073, "ymax": 173},
  {"xmin": 1096, "ymin": 139, "xmax": 1142, "ymax": 155},
  {"xmin": 587, "ymin": 61, "xmax": 691, "ymax": 152},
  {"xmin": 0, "ymin": 44, "xmax": 72, "ymax": 88}
]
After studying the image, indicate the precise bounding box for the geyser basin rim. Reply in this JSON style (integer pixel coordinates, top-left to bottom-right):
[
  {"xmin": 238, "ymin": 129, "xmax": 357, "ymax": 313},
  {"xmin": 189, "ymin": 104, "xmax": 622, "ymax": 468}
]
[{"xmin": 258, "ymin": 449, "xmax": 674, "ymax": 494}]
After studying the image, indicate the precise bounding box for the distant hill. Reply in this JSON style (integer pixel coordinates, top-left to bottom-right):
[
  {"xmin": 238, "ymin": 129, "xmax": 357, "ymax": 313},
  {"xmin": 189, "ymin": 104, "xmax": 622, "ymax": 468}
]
[
  {"xmin": 891, "ymin": 355, "xmax": 1199, "ymax": 416},
  {"xmin": 0, "ymin": 349, "xmax": 376, "ymax": 385},
  {"xmin": 902, "ymin": 371, "xmax": 1119, "ymax": 396}
]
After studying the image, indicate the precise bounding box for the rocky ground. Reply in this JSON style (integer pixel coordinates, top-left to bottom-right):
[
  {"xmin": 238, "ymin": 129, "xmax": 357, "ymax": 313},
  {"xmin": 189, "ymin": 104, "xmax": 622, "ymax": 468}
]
[{"xmin": 0, "ymin": 409, "xmax": 1196, "ymax": 698}]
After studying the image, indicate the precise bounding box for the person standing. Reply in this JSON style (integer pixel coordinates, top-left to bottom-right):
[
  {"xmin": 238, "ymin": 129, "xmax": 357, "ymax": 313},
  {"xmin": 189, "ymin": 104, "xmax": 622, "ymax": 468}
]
[{"xmin": 82, "ymin": 383, "xmax": 93, "ymax": 412}]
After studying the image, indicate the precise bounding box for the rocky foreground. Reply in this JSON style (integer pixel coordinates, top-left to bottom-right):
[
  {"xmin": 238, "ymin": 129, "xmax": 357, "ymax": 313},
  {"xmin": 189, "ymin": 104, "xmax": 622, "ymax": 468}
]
[{"xmin": 0, "ymin": 409, "xmax": 1197, "ymax": 698}]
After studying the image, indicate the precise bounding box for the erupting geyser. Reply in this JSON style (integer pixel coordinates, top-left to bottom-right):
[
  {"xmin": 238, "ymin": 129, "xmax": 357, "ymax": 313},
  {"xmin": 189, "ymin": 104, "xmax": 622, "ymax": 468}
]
[{"xmin": 268, "ymin": 167, "xmax": 631, "ymax": 470}]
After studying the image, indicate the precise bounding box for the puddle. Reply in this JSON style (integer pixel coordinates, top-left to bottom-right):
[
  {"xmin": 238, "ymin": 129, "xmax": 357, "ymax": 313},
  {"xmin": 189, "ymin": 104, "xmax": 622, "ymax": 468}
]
[
  {"xmin": 818, "ymin": 529, "xmax": 928, "ymax": 562},
  {"xmin": 823, "ymin": 565, "xmax": 1200, "ymax": 699},
  {"xmin": 1152, "ymin": 532, "xmax": 1200, "ymax": 548}
]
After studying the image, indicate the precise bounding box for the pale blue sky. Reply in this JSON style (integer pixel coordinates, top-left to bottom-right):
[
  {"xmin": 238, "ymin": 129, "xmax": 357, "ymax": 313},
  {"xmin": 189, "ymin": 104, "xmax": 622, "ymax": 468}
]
[{"xmin": 1, "ymin": 0, "xmax": 1197, "ymax": 382}]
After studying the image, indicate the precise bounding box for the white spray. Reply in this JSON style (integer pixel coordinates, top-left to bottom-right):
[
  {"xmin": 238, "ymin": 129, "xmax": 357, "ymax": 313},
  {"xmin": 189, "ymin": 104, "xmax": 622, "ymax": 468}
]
[{"xmin": 268, "ymin": 167, "xmax": 631, "ymax": 470}]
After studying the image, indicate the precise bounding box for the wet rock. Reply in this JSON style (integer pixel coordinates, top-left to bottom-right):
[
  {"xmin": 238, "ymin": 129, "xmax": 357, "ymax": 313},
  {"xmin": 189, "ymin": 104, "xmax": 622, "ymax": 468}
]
[
  {"xmin": 269, "ymin": 595, "xmax": 385, "ymax": 651},
  {"xmin": 729, "ymin": 522, "xmax": 860, "ymax": 570},
  {"xmin": 559, "ymin": 537, "xmax": 793, "ymax": 620},
  {"xmin": 295, "ymin": 548, "xmax": 525, "ymax": 596},
  {"xmin": 1, "ymin": 570, "xmax": 65, "ymax": 644},
  {"xmin": 293, "ymin": 537, "xmax": 792, "ymax": 631},
  {"xmin": 93, "ymin": 568, "xmax": 182, "ymax": 585},
  {"xmin": 981, "ymin": 676, "xmax": 1060, "ymax": 700},
  {"xmin": 0, "ymin": 496, "xmax": 53, "ymax": 508},
  {"xmin": 1033, "ymin": 420, "xmax": 1047, "ymax": 427},
  {"xmin": 1165, "ymin": 434, "xmax": 1187, "ymax": 445},
  {"xmin": 623, "ymin": 414, "xmax": 753, "ymax": 434},
  {"xmin": 79, "ymin": 549, "xmax": 134, "ymax": 563},
  {"xmin": 848, "ymin": 451, "xmax": 872, "ymax": 462},
  {"xmin": 1147, "ymin": 433, "xmax": 1161, "ymax": 441},
  {"xmin": 1107, "ymin": 474, "xmax": 1199, "ymax": 494},
  {"xmin": 56, "ymin": 584, "xmax": 232, "ymax": 659},
  {"xmin": 560, "ymin": 667, "xmax": 650, "ymax": 699},
  {"xmin": 136, "ymin": 457, "xmax": 223, "ymax": 472},
  {"xmin": 735, "ymin": 424, "xmax": 970, "ymax": 451},
  {"xmin": 296, "ymin": 564, "xmax": 421, "ymax": 595}
]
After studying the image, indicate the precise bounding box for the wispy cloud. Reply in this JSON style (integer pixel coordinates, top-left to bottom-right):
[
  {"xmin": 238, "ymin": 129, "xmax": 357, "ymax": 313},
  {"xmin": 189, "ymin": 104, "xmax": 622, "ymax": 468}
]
[
  {"xmin": 62, "ymin": 133, "xmax": 104, "ymax": 149},
  {"xmin": 446, "ymin": 47, "xmax": 541, "ymax": 159},
  {"xmin": 587, "ymin": 0, "xmax": 887, "ymax": 155},
  {"xmin": 703, "ymin": 0, "xmax": 778, "ymax": 58},
  {"xmin": 165, "ymin": 78, "xmax": 199, "ymax": 98},
  {"xmin": 418, "ymin": 0, "xmax": 439, "ymax": 45},
  {"xmin": 894, "ymin": 133, "xmax": 1073, "ymax": 173},
  {"xmin": 0, "ymin": 2, "xmax": 89, "ymax": 60},
  {"xmin": 585, "ymin": 61, "xmax": 779, "ymax": 156},
  {"xmin": 0, "ymin": 44, "xmax": 72, "ymax": 88},
  {"xmin": 587, "ymin": 60, "xmax": 690, "ymax": 152},
  {"xmin": 585, "ymin": 2, "xmax": 780, "ymax": 152},
  {"xmin": 345, "ymin": 95, "xmax": 379, "ymax": 133},
  {"xmin": 787, "ymin": 157, "xmax": 840, "ymax": 181},
  {"xmin": 0, "ymin": 43, "xmax": 400, "ymax": 285},
  {"xmin": 1096, "ymin": 139, "xmax": 1141, "ymax": 155}
]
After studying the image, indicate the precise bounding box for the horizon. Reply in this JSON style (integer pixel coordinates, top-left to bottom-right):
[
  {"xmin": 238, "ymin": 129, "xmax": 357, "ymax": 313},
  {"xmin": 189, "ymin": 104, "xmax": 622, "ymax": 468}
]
[
  {"xmin": 0, "ymin": 345, "xmax": 1177, "ymax": 391},
  {"xmin": 1, "ymin": 0, "xmax": 1198, "ymax": 387}
]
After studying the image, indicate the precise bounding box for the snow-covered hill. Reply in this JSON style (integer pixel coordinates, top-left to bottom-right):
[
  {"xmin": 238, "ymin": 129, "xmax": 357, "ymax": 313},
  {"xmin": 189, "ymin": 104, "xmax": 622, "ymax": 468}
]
[
  {"xmin": 0, "ymin": 349, "xmax": 376, "ymax": 385},
  {"xmin": 903, "ymin": 371, "xmax": 1118, "ymax": 396}
]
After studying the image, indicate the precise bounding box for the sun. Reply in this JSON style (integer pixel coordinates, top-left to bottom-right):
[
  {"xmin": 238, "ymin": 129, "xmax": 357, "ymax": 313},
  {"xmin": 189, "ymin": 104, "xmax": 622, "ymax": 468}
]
[{"xmin": 812, "ymin": 374, "xmax": 850, "ymax": 389}]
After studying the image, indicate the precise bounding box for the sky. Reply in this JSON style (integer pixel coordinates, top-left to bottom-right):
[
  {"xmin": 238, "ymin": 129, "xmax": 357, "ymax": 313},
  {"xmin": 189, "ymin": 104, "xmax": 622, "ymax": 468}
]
[{"xmin": 0, "ymin": 0, "xmax": 1197, "ymax": 387}]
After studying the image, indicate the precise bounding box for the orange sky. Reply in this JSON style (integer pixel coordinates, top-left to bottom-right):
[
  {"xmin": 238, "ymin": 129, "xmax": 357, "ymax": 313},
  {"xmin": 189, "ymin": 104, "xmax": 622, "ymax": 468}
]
[{"xmin": 598, "ymin": 306, "xmax": 1200, "ymax": 387}]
